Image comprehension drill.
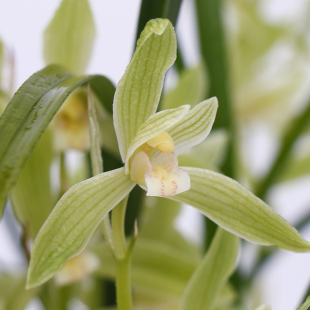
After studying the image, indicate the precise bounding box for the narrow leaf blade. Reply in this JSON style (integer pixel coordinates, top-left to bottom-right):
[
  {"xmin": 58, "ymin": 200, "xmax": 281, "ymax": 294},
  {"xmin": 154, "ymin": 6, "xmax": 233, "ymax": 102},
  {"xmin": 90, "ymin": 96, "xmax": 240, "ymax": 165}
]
[
  {"xmin": 88, "ymin": 86, "xmax": 103, "ymax": 175},
  {"xmin": 0, "ymin": 65, "xmax": 115, "ymax": 217},
  {"xmin": 298, "ymin": 296, "xmax": 310, "ymax": 310},
  {"xmin": 44, "ymin": 0, "xmax": 96, "ymax": 74},
  {"xmin": 171, "ymin": 167, "xmax": 310, "ymax": 252},
  {"xmin": 27, "ymin": 168, "xmax": 135, "ymax": 289},
  {"xmin": 181, "ymin": 228, "xmax": 239, "ymax": 310},
  {"xmin": 11, "ymin": 129, "xmax": 55, "ymax": 238},
  {"xmin": 113, "ymin": 19, "xmax": 177, "ymax": 161}
]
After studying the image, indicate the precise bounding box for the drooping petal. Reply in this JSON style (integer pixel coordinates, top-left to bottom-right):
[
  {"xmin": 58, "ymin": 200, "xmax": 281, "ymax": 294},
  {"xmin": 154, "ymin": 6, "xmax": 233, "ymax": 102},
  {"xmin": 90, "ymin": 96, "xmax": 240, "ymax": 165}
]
[
  {"xmin": 27, "ymin": 168, "xmax": 135, "ymax": 289},
  {"xmin": 113, "ymin": 19, "xmax": 177, "ymax": 161},
  {"xmin": 167, "ymin": 97, "xmax": 218, "ymax": 155},
  {"xmin": 170, "ymin": 167, "xmax": 310, "ymax": 252},
  {"xmin": 145, "ymin": 152, "xmax": 190, "ymax": 197}
]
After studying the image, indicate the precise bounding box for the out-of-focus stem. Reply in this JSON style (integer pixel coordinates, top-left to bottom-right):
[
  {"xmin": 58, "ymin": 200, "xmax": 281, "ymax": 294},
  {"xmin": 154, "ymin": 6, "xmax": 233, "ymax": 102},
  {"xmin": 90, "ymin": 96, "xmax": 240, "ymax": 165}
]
[{"xmin": 255, "ymin": 101, "xmax": 310, "ymax": 200}]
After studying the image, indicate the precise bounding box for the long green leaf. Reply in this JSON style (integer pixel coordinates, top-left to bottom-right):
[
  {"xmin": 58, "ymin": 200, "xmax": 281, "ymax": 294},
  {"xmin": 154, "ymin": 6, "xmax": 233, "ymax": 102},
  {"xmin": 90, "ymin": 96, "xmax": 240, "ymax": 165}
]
[
  {"xmin": 44, "ymin": 0, "xmax": 95, "ymax": 74},
  {"xmin": 171, "ymin": 167, "xmax": 310, "ymax": 252},
  {"xmin": 113, "ymin": 19, "xmax": 176, "ymax": 161},
  {"xmin": 0, "ymin": 65, "xmax": 115, "ymax": 217},
  {"xmin": 181, "ymin": 228, "xmax": 239, "ymax": 310},
  {"xmin": 11, "ymin": 129, "xmax": 55, "ymax": 239},
  {"xmin": 135, "ymin": 0, "xmax": 183, "ymax": 42},
  {"xmin": 27, "ymin": 168, "xmax": 135, "ymax": 289},
  {"xmin": 298, "ymin": 296, "xmax": 310, "ymax": 310}
]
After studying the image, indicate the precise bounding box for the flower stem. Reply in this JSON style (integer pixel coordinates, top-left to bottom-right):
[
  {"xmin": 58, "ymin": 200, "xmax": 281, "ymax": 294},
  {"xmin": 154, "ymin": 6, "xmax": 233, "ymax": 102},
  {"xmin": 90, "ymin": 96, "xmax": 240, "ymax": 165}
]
[
  {"xmin": 255, "ymin": 100, "xmax": 310, "ymax": 200},
  {"xmin": 115, "ymin": 256, "xmax": 133, "ymax": 310},
  {"xmin": 112, "ymin": 197, "xmax": 137, "ymax": 310}
]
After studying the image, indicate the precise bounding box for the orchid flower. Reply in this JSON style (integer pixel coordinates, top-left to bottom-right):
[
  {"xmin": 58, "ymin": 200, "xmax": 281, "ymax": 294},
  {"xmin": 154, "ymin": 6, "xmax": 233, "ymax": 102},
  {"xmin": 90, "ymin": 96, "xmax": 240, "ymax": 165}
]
[{"xmin": 27, "ymin": 18, "xmax": 310, "ymax": 289}]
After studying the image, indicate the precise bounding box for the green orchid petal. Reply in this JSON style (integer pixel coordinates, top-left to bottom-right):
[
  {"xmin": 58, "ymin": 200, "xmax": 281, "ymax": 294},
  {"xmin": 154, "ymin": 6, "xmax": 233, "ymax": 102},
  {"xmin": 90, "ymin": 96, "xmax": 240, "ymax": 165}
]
[
  {"xmin": 171, "ymin": 167, "xmax": 310, "ymax": 252},
  {"xmin": 44, "ymin": 0, "xmax": 95, "ymax": 74},
  {"xmin": 113, "ymin": 19, "xmax": 176, "ymax": 161},
  {"xmin": 167, "ymin": 97, "xmax": 218, "ymax": 155},
  {"xmin": 26, "ymin": 168, "xmax": 135, "ymax": 289},
  {"xmin": 181, "ymin": 228, "xmax": 239, "ymax": 310},
  {"xmin": 125, "ymin": 105, "xmax": 189, "ymax": 166}
]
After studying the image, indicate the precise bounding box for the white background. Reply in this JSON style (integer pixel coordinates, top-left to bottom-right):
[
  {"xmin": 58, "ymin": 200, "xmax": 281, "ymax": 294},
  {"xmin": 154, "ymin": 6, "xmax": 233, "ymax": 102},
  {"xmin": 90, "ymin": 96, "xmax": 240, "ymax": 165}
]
[{"xmin": 1, "ymin": 1, "xmax": 310, "ymax": 309}]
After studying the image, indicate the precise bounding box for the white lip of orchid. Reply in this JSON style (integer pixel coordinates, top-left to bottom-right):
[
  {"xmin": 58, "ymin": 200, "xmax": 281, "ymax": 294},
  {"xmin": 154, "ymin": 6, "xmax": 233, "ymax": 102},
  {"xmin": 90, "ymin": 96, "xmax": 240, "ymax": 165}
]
[{"xmin": 129, "ymin": 132, "xmax": 190, "ymax": 197}]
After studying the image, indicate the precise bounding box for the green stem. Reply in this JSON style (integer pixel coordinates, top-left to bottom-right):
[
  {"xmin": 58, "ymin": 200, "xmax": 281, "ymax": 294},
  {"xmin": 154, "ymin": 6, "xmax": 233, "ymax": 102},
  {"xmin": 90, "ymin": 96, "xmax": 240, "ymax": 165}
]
[
  {"xmin": 111, "ymin": 197, "xmax": 136, "ymax": 310},
  {"xmin": 115, "ymin": 257, "xmax": 133, "ymax": 310},
  {"xmin": 175, "ymin": 42, "xmax": 185, "ymax": 73},
  {"xmin": 112, "ymin": 198, "xmax": 128, "ymax": 260},
  {"xmin": 255, "ymin": 101, "xmax": 310, "ymax": 200}
]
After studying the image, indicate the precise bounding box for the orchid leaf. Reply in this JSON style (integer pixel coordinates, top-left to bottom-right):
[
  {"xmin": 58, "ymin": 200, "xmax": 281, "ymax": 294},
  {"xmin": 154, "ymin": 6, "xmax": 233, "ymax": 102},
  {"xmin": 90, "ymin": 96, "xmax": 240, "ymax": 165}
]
[
  {"xmin": 125, "ymin": 105, "xmax": 189, "ymax": 163},
  {"xmin": 297, "ymin": 295, "xmax": 310, "ymax": 310},
  {"xmin": 162, "ymin": 63, "xmax": 207, "ymax": 110},
  {"xmin": 0, "ymin": 89, "xmax": 9, "ymax": 114},
  {"xmin": 27, "ymin": 168, "xmax": 135, "ymax": 289},
  {"xmin": 0, "ymin": 65, "xmax": 114, "ymax": 218},
  {"xmin": 171, "ymin": 167, "xmax": 310, "ymax": 252},
  {"xmin": 181, "ymin": 228, "xmax": 239, "ymax": 310},
  {"xmin": 94, "ymin": 238, "xmax": 199, "ymax": 298},
  {"xmin": 88, "ymin": 86, "xmax": 103, "ymax": 175},
  {"xmin": 11, "ymin": 129, "xmax": 55, "ymax": 239},
  {"xmin": 44, "ymin": 0, "xmax": 95, "ymax": 74},
  {"xmin": 113, "ymin": 19, "xmax": 176, "ymax": 161},
  {"xmin": 168, "ymin": 97, "xmax": 218, "ymax": 155}
]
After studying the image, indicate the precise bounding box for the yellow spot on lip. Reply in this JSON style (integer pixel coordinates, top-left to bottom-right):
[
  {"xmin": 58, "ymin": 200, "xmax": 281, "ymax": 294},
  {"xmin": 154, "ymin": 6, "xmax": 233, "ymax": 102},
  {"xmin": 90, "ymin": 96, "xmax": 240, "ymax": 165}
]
[
  {"xmin": 152, "ymin": 165, "xmax": 168, "ymax": 180},
  {"xmin": 146, "ymin": 132, "xmax": 174, "ymax": 152}
]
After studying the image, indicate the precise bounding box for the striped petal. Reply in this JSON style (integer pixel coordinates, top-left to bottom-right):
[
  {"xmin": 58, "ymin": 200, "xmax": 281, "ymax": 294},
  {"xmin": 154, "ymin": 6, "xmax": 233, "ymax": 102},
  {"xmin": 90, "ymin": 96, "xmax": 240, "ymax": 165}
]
[
  {"xmin": 125, "ymin": 105, "xmax": 189, "ymax": 167},
  {"xmin": 171, "ymin": 167, "xmax": 310, "ymax": 252},
  {"xmin": 113, "ymin": 19, "xmax": 177, "ymax": 161},
  {"xmin": 27, "ymin": 168, "xmax": 135, "ymax": 288},
  {"xmin": 167, "ymin": 97, "xmax": 218, "ymax": 155}
]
